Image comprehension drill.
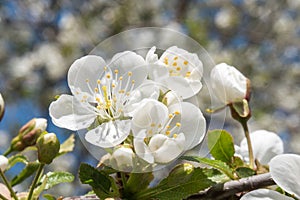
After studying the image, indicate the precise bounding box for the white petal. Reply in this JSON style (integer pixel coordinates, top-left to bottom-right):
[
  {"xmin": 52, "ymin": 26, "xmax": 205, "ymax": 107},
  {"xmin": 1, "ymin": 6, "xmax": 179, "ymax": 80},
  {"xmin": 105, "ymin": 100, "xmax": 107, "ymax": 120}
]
[
  {"xmin": 147, "ymin": 64, "xmax": 169, "ymax": 81},
  {"xmin": 85, "ymin": 119, "xmax": 131, "ymax": 148},
  {"xmin": 162, "ymin": 76, "xmax": 202, "ymax": 99},
  {"xmin": 160, "ymin": 46, "xmax": 203, "ymax": 78},
  {"xmin": 134, "ymin": 131, "xmax": 155, "ymax": 164},
  {"xmin": 0, "ymin": 155, "xmax": 8, "ymax": 171},
  {"xmin": 240, "ymin": 130, "xmax": 283, "ymax": 165},
  {"xmin": 168, "ymin": 102, "xmax": 206, "ymax": 150},
  {"xmin": 211, "ymin": 63, "xmax": 247, "ymax": 104},
  {"xmin": 131, "ymin": 99, "xmax": 169, "ymax": 136},
  {"xmin": 270, "ymin": 154, "xmax": 300, "ymax": 199},
  {"xmin": 49, "ymin": 94, "xmax": 96, "ymax": 131},
  {"xmin": 109, "ymin": 51, "xmax": 146, "ymax": 74},
  {"xmin": 146, "ymin": 46, "xmax": 158, "ymax": 63},
  {"xmin": 110, "ymin": 146, "xmax": 134, "ymax": 171},
  {"xmin": 67, "ymin": 55, "xmax": 107, "ymax": 95},
  {"xmin": 240, "ymin": 189, "xmax": 294, "ymax": 200},
  {"xmin": 149, "ymin": 133, "xmax": 185, "ymax": 163},
  {"xmin": 34, "ymin": 118, "xmax": 47, "ymax": 131}
]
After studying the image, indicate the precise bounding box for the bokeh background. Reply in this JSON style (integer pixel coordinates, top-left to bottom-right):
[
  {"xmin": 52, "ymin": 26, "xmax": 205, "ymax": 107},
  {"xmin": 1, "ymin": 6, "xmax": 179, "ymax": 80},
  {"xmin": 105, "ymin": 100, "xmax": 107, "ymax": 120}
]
[{"xmin": 0, "ymin": 0, "xmax": 300, "ymax": 197}]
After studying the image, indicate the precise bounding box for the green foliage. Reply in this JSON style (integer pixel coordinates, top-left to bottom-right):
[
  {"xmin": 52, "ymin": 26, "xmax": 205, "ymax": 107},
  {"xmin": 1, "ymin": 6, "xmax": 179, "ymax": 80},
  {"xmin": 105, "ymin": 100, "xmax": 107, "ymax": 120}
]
[
  {"xmin": 207, "ymin": 130, "xmax": 235, "ymax": 163},
  {"xmin": 235, "ymin": 167, "xmax": 255, "ymax": 178},
  {"xmin": 183, "ymin": 156, "xmax": 235, "ymax": 179},
  {"xmin": 7, "ymin": 154, "xmax": 28, "ymax": 170},
  {"xmin": 79, "ymin": 163, "xmax": 119, "ymax": 199},
  {"xmin": 135, "ymin": 163, "xmax": 215, "ymax": 200},
  {"xmin": 11, "ymin": 161, "xmax": 40, "ymax": 186},
  {"xmin": 58, "ymin": 134, "xmax": 75, "ymax": 156},
  {"xmin": 43, "ymin": 194, "xmax": 56, "ymax": 200},
  {"xmin": 41, "ymin": 171, "xmax": 74, "ymax": 190}
]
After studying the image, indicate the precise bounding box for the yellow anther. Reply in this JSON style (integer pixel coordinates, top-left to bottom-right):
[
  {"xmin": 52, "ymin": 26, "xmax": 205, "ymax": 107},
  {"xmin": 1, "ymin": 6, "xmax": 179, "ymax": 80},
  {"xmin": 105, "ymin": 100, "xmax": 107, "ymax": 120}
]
[
  {"xmin": 97, "ymin": 105, "xmax": 101, "ymax": 110},
  {"xmin": 166, "ymin": 125, "xmax": 170, "ymax": 129},
  {"xmin": 119, "ymin": 90, "xmax": 125, "ymax": 94},
  {"xmin": 173, "ymin": 134, "xmax": 178, "ymax": 138},
  {"xmin": 128, "ymin": 71, "xmax": 132, "ymax": 76},
  {"xmin": 112, "ymin": 83, "xmax": 116, "ymax": 88},
  {"xmin": 83, "ymin": 95, "xmax": 88, "ymax": 99},
  {"xmin": 148, "ymin": 130, "xmax": 153, "ymax": 135},
  {"xmin": 176, "ymin": 123, "xmax": 181, "ymax": 127},
  {"xmin": 97, "ymin": 79, "xmax": 101, "ymax": 84},
  {"xmin": 166, "ymin": 130, "xmax": 171, "ymax": 135},
  {"xmin": 174, "ymin": 56, "xmax": 178, "ymax": 60},
  {"xmin": 172, "ymin": 62, "xmax": 177, "ymax": 66},
  {"xmin": 119, "ymin": 76, "xmax": 123, "ymax": 80},
  {"xmin": 169, "ymin": 70, "xmax": 174, "ymax": 73},
  {"xmin": 104, "ymin": 66, "xmax": 107, "ymax": 71},
  {"xmin": 168, "ymin": 114, "xmax": 173, "ymax": 118},
  {"xmin": 158, "ymin": 124, "xmax": 162, "ymax": 128},
  {"xmin": 185, "ymin": 72, "xmax": 191, "ymax": 77},
  {"xmin": 151, "ymin": 123, "xmax": 156, "ymax": 127},
  {"xmin": 85, "ymin": 79, "xmax": 89, "ymax": 82},
  {"xmin": 174, "ymin": 111, "xmax": 180, "ymax": 115},
  {"xmin": 184, "ymin": 60, "xmax": 188, "ymax": 65},
  {"xmin": 131, "ymin": 80, "xmax": 135, "ymax": 84},
  {"xmin": 95, "ymin": 97, "xmax": 101, "ymax": 102},
  {"xmin": 114, "ymin": 69, "xmax": 119, "ymax": 74},
  {"xmin": 164, "ymin": 57, "xmax": 168, "ymax": 65},
  {"xmin": 176, "ymin": 67, "xmax": 181, "ymax": 71},
  {"xmin": 94, "ymin": 88, "xmax": 99, "ymax": 92},
  {"xmin": 126, "ymin": 92, "xmax": 130, "ymax": 96},
  {"xmin": 106, "ymin": 73, "xmax": 111, "ymax": 79}
]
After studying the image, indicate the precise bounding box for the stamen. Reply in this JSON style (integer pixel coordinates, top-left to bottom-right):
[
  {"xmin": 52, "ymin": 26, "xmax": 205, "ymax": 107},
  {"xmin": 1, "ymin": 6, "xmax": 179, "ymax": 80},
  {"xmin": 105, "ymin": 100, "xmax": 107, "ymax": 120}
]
[
  {"xmin": 174, "ymin": 111, "xmax": 180, "ymax": 115},
  {"xmin": 172, "ymin": 62, "xmax": 177, "ymax": 67},
  {"xmin": 174, "ymin": 56, "xmax": 178, "ymax": 60},
  {"xmin": 106, "ymin": 73, "xmax": 111, "ymax": 79},
  {"xmin": 176, "ymin": 122, "xmax": 181, "ymax": 127},
  {"xmin": 176, "ymin": 67, "xmax": 181, "ymax": 71},
  {"xmin": 184, "ymin": 60, "xmax": 188, "ymax": 65},
  {"xmin": 166, "ymin": 130, "xmax": 170, "ymax": 135},
  {"xmin": 97, "ymin": 79, "xmax": 101, "ymax": 84},
  {"xmin": 128, "ymin": 71, "xmax": 132, "ymax": 76},
  {"xmin": 114, "ymin": 69, "xmax": 119, "ymax": 74},
  {"xmin": 173, "ymin": 134, "xmax": 178, "ymax": 138}
]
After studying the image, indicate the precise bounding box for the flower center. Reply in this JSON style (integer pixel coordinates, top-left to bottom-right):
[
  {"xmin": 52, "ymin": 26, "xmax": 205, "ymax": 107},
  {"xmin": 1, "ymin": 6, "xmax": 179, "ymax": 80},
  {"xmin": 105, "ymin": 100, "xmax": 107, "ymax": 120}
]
[
  {"xmin": 163, "ymin": 56, "xmax": 191, "ymax": 78},
  {"xmin": 82, "ymin": 67, "xmax": 135, "ymax": 121}
]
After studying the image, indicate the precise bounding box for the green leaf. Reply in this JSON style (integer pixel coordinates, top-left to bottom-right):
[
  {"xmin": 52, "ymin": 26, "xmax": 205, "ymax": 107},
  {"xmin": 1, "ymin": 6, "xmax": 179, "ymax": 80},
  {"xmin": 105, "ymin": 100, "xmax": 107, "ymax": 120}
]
[
  {"xmin": 40, "ymin": 171, "xmax": 74, "ymax": 190},
  {"xmin": 182, "ymin": 156, "xmax": 235, "ymax": 179},
  {"xmin": 79, "ymin": 163, "xmax": 119, "ymax": 199},
  {"xmin": 135, "ymin": 163, "xmax": 215, "ymax": 200},
  {"xmin": 11, "ymin": 161, "xmax": 40, "ymax": 186},
  {"xmin": 58, "ymin": 134, "xmax": 75, "ymax": 156},
  {"xmin": 207, "ymin": 130, "xmax": 235, "ymax": 163},
  {"xmin": 123, "ymin": 173, "xmax": 154, "ymax": 198},
  {"xmin": 43, "ymin": 194, "xmax": 56, "ymax": 200},
  {"xmin": 231, "ymin": 156, "xmax": 245, "ymax": 169},
  {"xmin": 203, "ymin": 168, "xmax": 230, "ymax": 183},
  {"xmin": 33, "ymin": 175, "xmax": 48, "ymax": 197},
  {"xmin": 7, "ymin": 154, "xmax": 28, "ymax": 170},
  {"xmin": 235, "ymin": 167, "xmax": 255, "ymax": 178}
]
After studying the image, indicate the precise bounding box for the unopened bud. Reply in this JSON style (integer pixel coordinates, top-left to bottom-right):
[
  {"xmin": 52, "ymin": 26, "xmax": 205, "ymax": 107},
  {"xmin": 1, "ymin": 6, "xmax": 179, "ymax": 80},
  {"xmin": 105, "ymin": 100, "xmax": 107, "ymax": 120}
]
[
  {"xmin": 36, "ymin": 133, "xmax": 60, "ymax": 164},
  {"xmin": 0, "ymin": 155, "xmax": 8, "ymax": 171},
  {"xmin": 7, "ymin": 118, "xmax": 48, "ymax": 154},
  {"xmin": 0, "ymin": 93, "xmax": 5, "ymax": 122}
]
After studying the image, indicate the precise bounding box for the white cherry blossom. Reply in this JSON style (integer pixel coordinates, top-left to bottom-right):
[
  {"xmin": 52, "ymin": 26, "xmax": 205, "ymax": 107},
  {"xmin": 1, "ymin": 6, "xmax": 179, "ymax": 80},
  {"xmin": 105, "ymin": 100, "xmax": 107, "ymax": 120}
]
[
  {"xmin": 210, "ymin": 63, "xmax": 248, "ymax": 104},
  {"xmin": 146, "ymin": 46, "xmax": 203, "ymax": 99},
  {"xmin": 132, "ymin": 99, "xmax": 206, "ymax": 164},
  {"xmin": 240, "ymin": 189, "xmax": 293, "ymax": 200},
  {"xmin": 49, "ymin": 53, "xmax": 147, "ymax": 148},
  {"xmin": 270, "ymin": 154, "xmax": 300, "ymax": 199},
  {"xmin": 237, "ymin": 130, "xmax": 283, "ymax": 165}
]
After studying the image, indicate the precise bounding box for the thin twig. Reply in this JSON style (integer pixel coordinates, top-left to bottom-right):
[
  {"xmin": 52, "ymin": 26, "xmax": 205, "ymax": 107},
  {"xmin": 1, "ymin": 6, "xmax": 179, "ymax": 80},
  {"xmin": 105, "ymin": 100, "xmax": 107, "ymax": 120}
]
[{"xmin": 187, "ymin": 172, "xmax": 275, "ymax": 200}]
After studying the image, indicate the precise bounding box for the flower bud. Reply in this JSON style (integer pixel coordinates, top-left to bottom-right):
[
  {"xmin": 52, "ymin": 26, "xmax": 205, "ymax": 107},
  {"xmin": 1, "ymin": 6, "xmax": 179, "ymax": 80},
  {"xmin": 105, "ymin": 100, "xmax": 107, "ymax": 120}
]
[
  {"xmin": 0, "ymin": 93, "xmax": 5, "ymax": 122},
  {"xmin": 210, "ymin": 63, "xmax": 250, "ymax": 105},
  {"xmin": 36, "ymin": 133, "xmax": 60, "ymax": 164},
  {"xmin": 110, "ymin": 146, "xmax": 134, "ymax": 172},
  {"xmin": 8, "ymin": 118, "xmax": 48, "ymax": 153},
  {"xmin": 0, "ymin": 155, "xmax": 8, "ymax": 171}
]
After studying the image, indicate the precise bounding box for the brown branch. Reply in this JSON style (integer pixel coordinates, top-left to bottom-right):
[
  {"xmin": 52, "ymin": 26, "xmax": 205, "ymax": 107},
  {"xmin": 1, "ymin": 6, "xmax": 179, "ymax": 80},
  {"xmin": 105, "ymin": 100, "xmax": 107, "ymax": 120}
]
[{"xmin": 187, "ymin": 173, "xmax": 275, "ymax": 200}]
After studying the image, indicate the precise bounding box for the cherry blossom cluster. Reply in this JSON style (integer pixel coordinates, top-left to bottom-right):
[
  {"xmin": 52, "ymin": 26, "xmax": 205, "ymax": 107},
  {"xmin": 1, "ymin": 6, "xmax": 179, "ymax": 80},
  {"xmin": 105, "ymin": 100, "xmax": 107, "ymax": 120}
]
[{"xmin": 49, "ymin": 46, "xmax": 208, "ymax": 172}]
